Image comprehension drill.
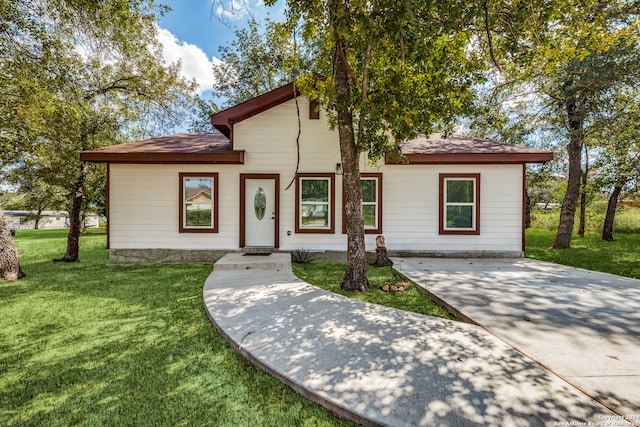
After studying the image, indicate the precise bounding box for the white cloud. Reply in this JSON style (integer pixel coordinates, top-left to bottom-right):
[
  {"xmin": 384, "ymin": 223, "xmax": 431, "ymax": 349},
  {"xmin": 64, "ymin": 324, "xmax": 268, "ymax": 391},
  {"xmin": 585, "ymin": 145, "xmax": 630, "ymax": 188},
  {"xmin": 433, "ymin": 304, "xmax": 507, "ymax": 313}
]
[{"xmin": 157, "ymin": 27, "xmax": 220, "ymax": 93}]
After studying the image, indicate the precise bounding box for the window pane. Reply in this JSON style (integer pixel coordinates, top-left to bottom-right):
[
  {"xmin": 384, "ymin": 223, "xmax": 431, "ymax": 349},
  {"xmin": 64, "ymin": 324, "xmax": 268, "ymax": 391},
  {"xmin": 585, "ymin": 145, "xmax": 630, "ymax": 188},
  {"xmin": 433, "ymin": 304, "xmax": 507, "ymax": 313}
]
[
  {"xmin": 446, "ymin": 206, "xmax": 473, "ymax": 228},
  {"xmin": 363, "ymin": 204, "xmax": 376, "ymax": 228},
  {"xmin": 185, "ymin": 178, "xmax": 212, "ymax": 201},
  {"xmin": 186, "ymin": 204, "xmax": 212, "ymax": 227},
  {"xmin": 301, "ymin": 179, "xmax": 328, "ymax": 202},
  {"xmin": 361, "ymin": 179, "xmax": 377, "ymax": 203},
  {"xmin": 184, "ymin": 177, "xmax": 213, "ymax": 228},
  {"xmin": 446, "ymin": 180, "xmax": 474, "ymax": 203},
  {"xmin": 301, "ymin": 203, "xmax": 329, "ymax": 227}
]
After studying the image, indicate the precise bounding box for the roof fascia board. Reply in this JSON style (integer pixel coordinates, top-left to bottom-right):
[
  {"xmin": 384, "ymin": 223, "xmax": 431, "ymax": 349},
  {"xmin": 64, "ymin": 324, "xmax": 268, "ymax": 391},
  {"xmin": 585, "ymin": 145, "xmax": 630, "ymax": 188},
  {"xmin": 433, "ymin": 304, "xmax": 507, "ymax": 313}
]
[
  {"xmin": 210, "ymin": 82, "xmax": 298, "ymax": 137},
  {"xmin": 385, "ymin": 152, "xmax": 554, "ymax": 165},
  {"xmin": 79, "ymin": 151, "xmax": 245, "ymax": 164}
]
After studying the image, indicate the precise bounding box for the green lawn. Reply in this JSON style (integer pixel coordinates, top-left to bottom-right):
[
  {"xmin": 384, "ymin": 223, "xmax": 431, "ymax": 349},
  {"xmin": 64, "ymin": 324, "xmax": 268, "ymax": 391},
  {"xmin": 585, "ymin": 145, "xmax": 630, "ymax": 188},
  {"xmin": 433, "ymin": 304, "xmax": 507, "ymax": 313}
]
[
  {"xmin": 291, "ymin": 261, "xmax": 456, "ymax": 320},
  {"xmin": 1, "ymin": 229, "xmax": 351, "ymax": 427},
  {"xmin": 525, "ymin": 229, "xmax": 640, "ymax": 279}
]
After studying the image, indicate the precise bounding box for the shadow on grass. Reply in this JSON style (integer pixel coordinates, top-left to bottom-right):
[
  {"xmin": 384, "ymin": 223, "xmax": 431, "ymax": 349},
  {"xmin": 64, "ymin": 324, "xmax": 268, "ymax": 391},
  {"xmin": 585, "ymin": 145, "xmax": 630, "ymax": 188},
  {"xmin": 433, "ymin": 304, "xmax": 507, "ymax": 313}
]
[{"xmin": 2, "ymin": 233, "xmax": 350, "ymax": 426}]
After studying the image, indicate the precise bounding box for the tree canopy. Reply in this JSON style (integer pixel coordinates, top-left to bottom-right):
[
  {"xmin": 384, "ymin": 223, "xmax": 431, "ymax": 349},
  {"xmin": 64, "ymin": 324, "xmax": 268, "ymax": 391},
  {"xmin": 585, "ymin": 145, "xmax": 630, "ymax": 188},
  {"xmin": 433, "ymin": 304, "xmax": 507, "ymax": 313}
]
[{"xmin": 1, "ymin": 0, "xmax": 198, "ymax": 270}]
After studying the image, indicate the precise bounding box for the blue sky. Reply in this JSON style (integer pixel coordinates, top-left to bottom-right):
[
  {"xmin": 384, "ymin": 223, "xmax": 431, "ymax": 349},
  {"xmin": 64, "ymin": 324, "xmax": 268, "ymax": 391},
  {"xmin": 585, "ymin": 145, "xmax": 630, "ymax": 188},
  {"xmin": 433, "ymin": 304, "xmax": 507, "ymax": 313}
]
[{"xmin": 156, "ymin": 0, "xmax": 285, "ymax": 96}]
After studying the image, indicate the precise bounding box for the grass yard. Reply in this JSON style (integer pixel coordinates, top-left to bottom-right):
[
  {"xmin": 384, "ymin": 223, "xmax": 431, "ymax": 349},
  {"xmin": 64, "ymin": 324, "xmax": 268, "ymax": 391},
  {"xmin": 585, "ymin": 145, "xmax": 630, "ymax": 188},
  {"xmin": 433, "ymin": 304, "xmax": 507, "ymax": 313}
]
[
  {"xmin": 1, "ymin": 229, "xmax": 351, "ymax": 427},
  {"xmin": 291, "ymin": 261, "xmax": 456, "ymax": 320},
  {"xmin": 525, "ymin": 229, "xmax": 640, "ymax": 279}
]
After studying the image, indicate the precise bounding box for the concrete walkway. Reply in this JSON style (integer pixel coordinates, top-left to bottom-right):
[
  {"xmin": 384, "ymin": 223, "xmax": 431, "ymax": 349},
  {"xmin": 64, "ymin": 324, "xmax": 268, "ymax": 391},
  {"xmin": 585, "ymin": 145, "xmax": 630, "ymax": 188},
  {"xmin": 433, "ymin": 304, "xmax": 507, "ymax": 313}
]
[
  {"xmin": 393, "ymin": 257, "xmax": 640, "ymax": 418},
  {"xmin": 203, "ymin": 253, "xmax": 629, "ymax": 427}
]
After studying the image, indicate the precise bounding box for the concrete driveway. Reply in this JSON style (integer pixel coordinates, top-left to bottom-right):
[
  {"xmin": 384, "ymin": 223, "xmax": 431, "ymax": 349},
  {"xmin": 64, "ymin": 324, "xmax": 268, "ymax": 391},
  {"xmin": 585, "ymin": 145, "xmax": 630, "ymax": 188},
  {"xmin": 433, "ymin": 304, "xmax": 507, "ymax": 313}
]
[{"xmin": 393, "ymin": 257, "xmax": 640, "ymax": 418}]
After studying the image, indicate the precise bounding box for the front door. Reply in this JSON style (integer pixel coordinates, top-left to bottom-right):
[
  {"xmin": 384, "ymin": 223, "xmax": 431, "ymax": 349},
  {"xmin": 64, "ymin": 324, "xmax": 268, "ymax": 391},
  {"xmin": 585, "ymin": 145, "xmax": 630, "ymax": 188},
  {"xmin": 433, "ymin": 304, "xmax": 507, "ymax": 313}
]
[{"xmin": 241, "ymin": 174, "xmax": 279, "ymax": 248}]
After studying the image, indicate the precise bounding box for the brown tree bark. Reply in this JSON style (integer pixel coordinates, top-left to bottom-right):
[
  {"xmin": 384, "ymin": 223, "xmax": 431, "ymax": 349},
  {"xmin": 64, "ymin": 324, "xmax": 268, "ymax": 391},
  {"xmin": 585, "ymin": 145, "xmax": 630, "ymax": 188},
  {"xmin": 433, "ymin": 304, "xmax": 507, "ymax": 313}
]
[
  {"xmin": 577, "ymin": 169, "xmax": 587, "ymax": 237},
  {"xmin": 55, "ymin": 161, "xmax": 88, "ymax": 262},
  {"xmin": 332, "ymin": 32, "xmax": 369, "ymax": 292},
  {"xmin": 602, "ymin": 184, "xmax": 622, "ymax": 242},
  {"xmin": 552, "ymin": 92, "xmax": 584, "ymax": 249},
  {"xmin": 0, "ymin": 212, "xmax": 25, "ymax": 280},
  {"xmin": 524, "ymin": 189, "xmax": 531, "ymax": 229}
]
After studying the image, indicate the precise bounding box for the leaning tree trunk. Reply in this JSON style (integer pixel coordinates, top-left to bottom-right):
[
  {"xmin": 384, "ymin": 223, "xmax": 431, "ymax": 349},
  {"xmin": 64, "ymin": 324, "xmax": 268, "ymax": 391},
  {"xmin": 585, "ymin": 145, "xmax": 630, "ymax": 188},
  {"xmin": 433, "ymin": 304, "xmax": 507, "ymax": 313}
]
[
  {"xmin": 552, "ymin": 95, "xmax": 584, "ymax": 249},
  {"xmin": 333, "ymin": 35, "xmax": 369, "ymax": 293},
  {"xmin": 0, "ymin": 212, "xmax": 25, "ymax": 280},
  {"xmin": 602, "ymin": 184, "xmax": 622, "ymax": 242},
  {"xmin": 55, "ymin": 161, "xmax": 88, "ymax": 262}
]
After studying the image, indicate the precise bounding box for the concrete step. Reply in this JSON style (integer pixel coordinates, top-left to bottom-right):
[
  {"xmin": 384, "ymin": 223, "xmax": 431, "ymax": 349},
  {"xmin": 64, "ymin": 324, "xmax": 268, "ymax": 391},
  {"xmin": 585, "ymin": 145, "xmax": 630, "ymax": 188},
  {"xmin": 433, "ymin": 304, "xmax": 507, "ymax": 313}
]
[{"xmin": 214, "ymin": 252, "xmax": 291, "ymax": 271}]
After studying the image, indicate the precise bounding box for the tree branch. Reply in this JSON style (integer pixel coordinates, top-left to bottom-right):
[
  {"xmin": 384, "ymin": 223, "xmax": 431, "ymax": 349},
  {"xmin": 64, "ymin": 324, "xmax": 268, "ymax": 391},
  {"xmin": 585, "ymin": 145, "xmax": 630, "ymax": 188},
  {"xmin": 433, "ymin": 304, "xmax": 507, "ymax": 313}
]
[{"xmin": 483, "ymin": 0, "xmax": 502, "ymax": 73}]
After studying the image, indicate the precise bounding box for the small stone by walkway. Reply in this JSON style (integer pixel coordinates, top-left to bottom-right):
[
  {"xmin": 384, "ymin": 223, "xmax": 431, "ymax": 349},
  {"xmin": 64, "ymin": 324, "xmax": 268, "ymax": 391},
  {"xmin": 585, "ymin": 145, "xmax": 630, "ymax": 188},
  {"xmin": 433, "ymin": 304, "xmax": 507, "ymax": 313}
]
[{"xmin": 203, "ymin": 254, "xmax": 624, "ymax": 427}]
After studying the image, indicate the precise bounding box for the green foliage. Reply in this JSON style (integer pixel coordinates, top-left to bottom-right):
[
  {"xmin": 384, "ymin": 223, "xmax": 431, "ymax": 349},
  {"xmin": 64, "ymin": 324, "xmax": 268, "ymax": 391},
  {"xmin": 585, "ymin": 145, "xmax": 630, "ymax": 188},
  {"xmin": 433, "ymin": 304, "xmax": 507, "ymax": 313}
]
[
  {"xmin": 525, "ymin": 228, "xmax": 640, "ymax": 279},
  {"xmin": 292, "ymin": 261, "xmax": 456, "ymax": 320},
  {"xmin": 212, "ymin": 17, "xmax": 313, "ymax": 107},
  {"xmin": 530, "ymin": 203, "xmax": 640, "ymax": 233},
  {"xmin": 2, "ymin": 229, "xmax": 351, "ymax": 426},
  {"xmin": 1, "ymin": 0, "xmax": 198, "ymax": 260},
  {"xmin": 291, "ymin": 248, "xmax": 315, "ymax": 264},
  {"xmin": 290, "ymin": 0, "xmax": 489, "ymax": 161}
]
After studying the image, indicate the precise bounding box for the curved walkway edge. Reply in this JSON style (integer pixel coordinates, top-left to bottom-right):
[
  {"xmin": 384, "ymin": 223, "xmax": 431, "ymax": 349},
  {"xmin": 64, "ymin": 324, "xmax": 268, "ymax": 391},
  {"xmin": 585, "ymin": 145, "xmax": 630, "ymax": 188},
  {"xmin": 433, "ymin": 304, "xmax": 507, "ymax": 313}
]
[{"xmin": 203, "ymin": 254, "xmax": 622, "ymax": 427}]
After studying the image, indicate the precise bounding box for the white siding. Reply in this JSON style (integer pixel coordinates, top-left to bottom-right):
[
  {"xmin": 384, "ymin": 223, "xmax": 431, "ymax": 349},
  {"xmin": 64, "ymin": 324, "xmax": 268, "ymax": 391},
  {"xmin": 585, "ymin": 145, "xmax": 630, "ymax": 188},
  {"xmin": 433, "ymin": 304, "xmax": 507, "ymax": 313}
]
[{"xmin": 109, "ymin": 97, "xmax": 524, "ymax": 254}]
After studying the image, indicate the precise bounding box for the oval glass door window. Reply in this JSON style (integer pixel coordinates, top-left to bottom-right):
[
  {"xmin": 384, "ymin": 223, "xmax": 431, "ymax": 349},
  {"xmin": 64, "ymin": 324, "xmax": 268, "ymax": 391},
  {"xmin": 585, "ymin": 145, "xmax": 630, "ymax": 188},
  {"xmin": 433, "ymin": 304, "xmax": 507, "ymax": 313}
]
[{"xmin": 254, "ymin": 187, "xmax": 266, "ymax": 220}]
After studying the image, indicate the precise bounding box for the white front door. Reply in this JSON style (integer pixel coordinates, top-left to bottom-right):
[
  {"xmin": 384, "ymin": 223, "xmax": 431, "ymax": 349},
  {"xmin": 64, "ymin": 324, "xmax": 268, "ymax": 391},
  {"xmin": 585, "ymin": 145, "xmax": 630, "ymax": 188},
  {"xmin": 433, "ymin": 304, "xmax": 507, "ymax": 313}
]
[{"xmin": 243, "ymin": 177, "xmax": 277, "ymax": 247}]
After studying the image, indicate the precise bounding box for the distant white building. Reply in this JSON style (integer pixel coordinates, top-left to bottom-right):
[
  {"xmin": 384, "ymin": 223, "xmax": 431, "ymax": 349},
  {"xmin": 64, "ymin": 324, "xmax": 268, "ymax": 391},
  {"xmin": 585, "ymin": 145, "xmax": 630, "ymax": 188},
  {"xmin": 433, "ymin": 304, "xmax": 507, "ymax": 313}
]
[{"xmin": 4, "ymin": 211, "xmax": 101, "ymax": 230}]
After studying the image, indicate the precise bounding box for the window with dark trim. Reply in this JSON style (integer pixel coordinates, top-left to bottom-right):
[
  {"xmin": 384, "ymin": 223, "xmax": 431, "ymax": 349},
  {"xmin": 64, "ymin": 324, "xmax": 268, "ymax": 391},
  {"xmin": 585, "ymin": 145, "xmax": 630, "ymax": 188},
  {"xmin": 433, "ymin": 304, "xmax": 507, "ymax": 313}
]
[
  {"xmin": 179, "ymin": 173, "xmax": 219, "ymax": 233},
  {"xmin": 342, "ymin": 173, "xmax": 383, "ymax": 234},
  {"xmin": 439, "ymin": 173, "xmax": 480, "ymax": 235},
  {"xmin": 295, "ymin": 173, "xmax": 335, "ymax": 233}
]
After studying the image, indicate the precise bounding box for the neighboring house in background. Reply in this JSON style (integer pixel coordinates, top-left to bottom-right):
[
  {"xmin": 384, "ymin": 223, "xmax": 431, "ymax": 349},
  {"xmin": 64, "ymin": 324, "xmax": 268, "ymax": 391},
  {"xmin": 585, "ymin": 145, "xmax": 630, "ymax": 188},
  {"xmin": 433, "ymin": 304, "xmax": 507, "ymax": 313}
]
[
  {"xmin": 80, "ymin": 82, "xmax": 553, "ymax": 263},
  {"xmin": 4, "ymin": 211, "xmax": 101, "ymax": 231}
]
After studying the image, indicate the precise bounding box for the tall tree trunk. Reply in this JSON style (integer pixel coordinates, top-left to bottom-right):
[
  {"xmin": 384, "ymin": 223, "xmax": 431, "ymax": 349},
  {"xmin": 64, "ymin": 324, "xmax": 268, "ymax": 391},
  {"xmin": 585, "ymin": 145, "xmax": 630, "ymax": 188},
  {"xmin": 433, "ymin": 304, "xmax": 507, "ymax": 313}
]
[
  {"xmin": 552, "ymin": 93, "xmax": 584, "ymax": 249},
  {"xmin": 34, "ymin": 207, "xmax": 43, "ymax": 230},
  {"xmin": 0, "ymin": 212, "xmax": 25, "ymax": 280},
  {"xmin": 602, "ymin": 184, "xmax": 622, "ymax": 242},
  {"xmin": 577, "ymin": 170, "xmax": 587, "ymax": 237},
  {"xmin": 55, "ymin": 161, "xmax": 88, "ymax": 262},
  {"xmin": 524, "ymin": 189, "xmax": 531, "ymax": 229},
  {"xmin": 332, "ymin": 35, "xmax": 369, "ymax": 293},
  {"xmin": 578, "ymin": 145, "xmax": 589, "ymax": 237}
]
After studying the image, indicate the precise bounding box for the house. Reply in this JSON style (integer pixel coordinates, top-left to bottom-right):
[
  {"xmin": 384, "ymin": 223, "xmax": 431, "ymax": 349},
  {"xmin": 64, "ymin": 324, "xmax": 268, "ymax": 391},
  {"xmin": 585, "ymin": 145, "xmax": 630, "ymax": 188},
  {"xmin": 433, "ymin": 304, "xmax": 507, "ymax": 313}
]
[
  {"xmin": 3, "ymin": 210, "xmax": 101, "ymax": 231},
  {"xmin": 80, "ymin": 83, "xmax": 553, "ymax": 263}
]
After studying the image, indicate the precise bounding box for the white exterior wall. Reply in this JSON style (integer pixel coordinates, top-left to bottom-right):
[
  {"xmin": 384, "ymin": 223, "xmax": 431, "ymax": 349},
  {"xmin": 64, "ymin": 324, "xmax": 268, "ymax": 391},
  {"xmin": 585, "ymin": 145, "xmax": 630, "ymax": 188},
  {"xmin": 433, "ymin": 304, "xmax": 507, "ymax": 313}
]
[{"xmin": 109, "ymin": 97, "xmax": 524, "ymax": 254}]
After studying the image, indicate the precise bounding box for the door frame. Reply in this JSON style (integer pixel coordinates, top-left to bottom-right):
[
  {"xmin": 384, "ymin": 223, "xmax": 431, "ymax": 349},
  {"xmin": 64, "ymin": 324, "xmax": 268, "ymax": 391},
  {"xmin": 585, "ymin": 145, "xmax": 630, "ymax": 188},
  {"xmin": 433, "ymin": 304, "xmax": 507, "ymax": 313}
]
[{"xmin": 239, "ymin": 173, "xmax": 280, "ymax": 248}]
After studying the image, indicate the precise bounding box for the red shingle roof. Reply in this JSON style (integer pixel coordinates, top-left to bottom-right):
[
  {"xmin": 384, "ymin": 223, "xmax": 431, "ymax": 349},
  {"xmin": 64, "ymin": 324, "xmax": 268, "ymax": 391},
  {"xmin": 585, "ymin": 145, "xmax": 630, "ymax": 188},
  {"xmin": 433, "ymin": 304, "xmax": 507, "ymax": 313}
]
[
  {"xmin": 390, "ymin": 134, "xmax": 553, "ymax": 164},
  {"xmin": 80, "ymin": 133, "xmax": 244, "ymax": 164}
]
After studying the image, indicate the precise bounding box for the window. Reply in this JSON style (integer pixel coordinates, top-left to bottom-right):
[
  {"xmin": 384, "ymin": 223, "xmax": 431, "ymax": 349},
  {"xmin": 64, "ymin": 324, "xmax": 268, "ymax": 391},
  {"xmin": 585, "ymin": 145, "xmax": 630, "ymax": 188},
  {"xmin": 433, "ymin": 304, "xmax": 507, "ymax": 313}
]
[
  {"xmin": 342, "ymin": 173, "xmax": 383, "ymax": 234},
  {"xmin": 295, "ymin": 173, "xmax": 335, "ymax": 233},
  {"xmin": 179, "ymin": 173, "xmax": 218, "ymax": 233},
  {"xmin": 439, "ymin": 173, "xmax": 480, "ymax": 235}
]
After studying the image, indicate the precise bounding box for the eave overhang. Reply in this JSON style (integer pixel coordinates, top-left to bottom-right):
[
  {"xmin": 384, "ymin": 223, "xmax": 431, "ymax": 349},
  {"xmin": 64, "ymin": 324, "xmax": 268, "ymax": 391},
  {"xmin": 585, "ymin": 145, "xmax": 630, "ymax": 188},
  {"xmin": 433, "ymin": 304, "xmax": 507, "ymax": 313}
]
[
  {"xmin": 385, "ymin": 152, "xmax": 554, "ymax": 165},
  {"xmin": 210, "ymin": 82, "xmax": 299, "ymax": 138},
  {"xmin": 80, "ymin": 151, "xmax": 245, "ymax": 164}
]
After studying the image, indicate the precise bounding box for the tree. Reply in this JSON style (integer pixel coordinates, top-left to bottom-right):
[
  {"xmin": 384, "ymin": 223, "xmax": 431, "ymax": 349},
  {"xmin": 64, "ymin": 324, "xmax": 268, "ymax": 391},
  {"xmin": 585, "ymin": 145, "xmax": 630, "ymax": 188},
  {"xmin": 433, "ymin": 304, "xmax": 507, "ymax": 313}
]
[
  {"xmin": 489, "ymin": 0, "xmax": 640, "ymax": 248},
  {"xmin": 593, "ymin": 89, "xmax": 640, "ymax": 241},
  {"xmin": 268, "ymin": 0, "xmax": 509, "ymax": 291},
  {"xmin": 212, "ymin": 17, "xmax": 313, "ymax": 107},
  {"xmin": 1, "ymin": 0, "xmax": 197, "ymax": 263},
  {"xmin": 0, "ymin": 213, "xmax": 24, "ymax": 280}
]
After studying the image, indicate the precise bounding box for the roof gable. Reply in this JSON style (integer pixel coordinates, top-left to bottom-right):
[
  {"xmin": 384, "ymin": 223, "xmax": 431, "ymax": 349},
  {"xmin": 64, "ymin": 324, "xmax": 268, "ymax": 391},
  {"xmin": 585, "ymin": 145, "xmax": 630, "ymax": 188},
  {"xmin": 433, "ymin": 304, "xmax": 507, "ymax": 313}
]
[{"xmin": 210, "ymin": 83, "xmax": 299, "ymax": 138}]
